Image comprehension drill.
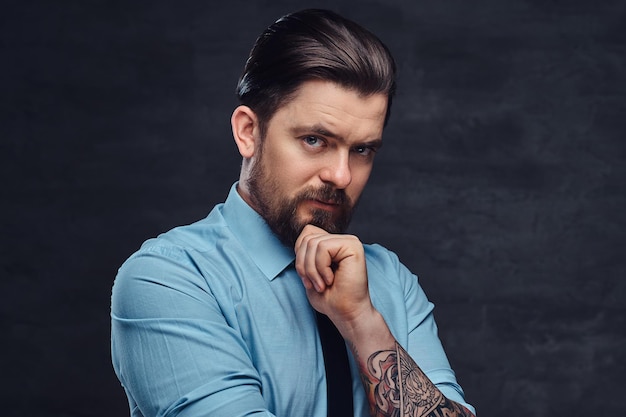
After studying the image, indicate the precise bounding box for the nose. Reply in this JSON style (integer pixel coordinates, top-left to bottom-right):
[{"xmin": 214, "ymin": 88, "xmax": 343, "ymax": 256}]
[{"xmin": 319, "ymin": 151, "xmax": 352, "ymax": 189}]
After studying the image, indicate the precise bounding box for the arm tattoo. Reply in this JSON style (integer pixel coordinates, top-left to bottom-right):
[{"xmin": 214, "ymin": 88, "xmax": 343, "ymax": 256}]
[{"xmin": 359, "ymin": 342, "xmax": 474, "ymax": 417}]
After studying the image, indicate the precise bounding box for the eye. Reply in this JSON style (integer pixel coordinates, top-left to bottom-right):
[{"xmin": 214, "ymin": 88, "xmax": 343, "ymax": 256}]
[
  {"xmin": 353, "ymin": 145, "xmax": 377, "ymax": 157},
  {"xmin": 303, "ymin": 136, "xmax": 324, "ymax": 148}
]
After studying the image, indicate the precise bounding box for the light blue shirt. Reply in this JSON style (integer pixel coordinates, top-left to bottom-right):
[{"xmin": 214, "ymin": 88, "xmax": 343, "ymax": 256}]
[{"xmin": 111, "ymin": 183, "xmax": 474, "ymax": 417}]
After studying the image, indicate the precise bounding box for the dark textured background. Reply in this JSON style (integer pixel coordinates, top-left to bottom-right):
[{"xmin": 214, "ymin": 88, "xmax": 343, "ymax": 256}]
[{"xmin": 2, "ymin": 1, "xmax": 625, "ymax": 416}]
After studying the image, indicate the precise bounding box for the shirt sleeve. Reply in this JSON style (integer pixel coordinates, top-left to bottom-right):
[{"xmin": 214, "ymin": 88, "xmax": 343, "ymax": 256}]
[
  {"xmin": 368, "ymin": 245, "xmax": 476, "ymax": 415},
  {"xmin": 111, "ymin": 245, "xmax": 275, "ymax": 417}
]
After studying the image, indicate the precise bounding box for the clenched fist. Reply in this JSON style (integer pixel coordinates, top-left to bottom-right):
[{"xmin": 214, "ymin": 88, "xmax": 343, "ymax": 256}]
[{"xmin": 294, "ymin": 224, "xmax": 375, "ymax": 328}]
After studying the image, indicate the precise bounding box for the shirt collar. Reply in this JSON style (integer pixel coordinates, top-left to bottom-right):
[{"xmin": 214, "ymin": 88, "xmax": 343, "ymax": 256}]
[{"xmin": 221, "ymin": 182, "xmax": 295, "ymax": 281}]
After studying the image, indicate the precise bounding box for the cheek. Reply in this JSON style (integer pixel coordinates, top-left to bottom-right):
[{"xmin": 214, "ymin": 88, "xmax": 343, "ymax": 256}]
[{"xmin": 266, "ymin": 148, "xmax": 317, "ymax": 189}]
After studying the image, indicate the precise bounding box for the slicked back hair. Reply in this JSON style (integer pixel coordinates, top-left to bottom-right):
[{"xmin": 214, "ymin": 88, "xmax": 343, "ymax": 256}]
[{"xmin": 236, "ymin": 9, "xmax": 397, "ymax": 138}]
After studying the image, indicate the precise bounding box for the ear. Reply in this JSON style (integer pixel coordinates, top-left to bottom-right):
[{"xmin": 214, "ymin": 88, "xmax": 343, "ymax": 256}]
[{"xmin": 231, "ymin": 105, "xmax": 260, "ymax": 158}]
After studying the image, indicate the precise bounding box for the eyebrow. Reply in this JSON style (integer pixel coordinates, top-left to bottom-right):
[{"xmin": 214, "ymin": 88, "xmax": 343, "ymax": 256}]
[{"xmin": 291, "ymin": 124, "xmax": 384, "ymax": 149}]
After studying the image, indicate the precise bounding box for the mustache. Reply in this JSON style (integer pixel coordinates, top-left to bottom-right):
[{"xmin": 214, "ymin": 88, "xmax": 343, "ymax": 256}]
[{"xmin": 296, "ymin": 185, "xmax": 350, "ymax": 207}]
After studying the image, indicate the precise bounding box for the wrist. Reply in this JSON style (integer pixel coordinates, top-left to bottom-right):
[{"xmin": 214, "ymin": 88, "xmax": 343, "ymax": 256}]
[{"xmin": 333, "ymin": 307, "xmax": 395, "ymax": 354}]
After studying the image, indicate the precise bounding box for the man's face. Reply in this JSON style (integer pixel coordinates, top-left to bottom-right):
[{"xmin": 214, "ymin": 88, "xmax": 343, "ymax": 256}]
[{"xmin": 245, "ymin": 80, "xmax": 387, "ymax": 247}]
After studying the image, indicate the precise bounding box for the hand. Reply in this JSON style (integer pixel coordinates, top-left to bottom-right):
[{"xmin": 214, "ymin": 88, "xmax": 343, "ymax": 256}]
[{"xmin": 294, "ymin": 224, "xmax": 374, "ymax": 325}]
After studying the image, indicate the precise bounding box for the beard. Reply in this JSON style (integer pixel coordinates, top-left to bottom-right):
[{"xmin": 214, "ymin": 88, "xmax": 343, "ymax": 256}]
[{"xmin": 246, "ymin": 149, "xmax": 355, "ymax": 247}]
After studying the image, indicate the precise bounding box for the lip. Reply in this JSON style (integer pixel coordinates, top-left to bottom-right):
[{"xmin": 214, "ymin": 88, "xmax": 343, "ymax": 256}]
[{"xmin": 307, "ymin": 199, "xmax": 339, "ymax": 211}]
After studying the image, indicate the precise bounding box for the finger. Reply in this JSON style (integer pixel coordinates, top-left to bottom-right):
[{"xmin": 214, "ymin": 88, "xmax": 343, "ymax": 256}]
[
  {"xmin": 295, "ymin": 225, "xmax": 330, "ymax": 292},
  {"xmin": 307, "ymin": 236, "xmax": 339, "ymax": 290},
  {"xmin": 302, "ymin": 235, "xmax": 330, "ymax": 292},
  {"xmin": 314, "ymin": 238, "xmax": 337, "ymax": 286},
  {"xmin": 297, "ymin": 267, "xmax": 314, "ymax": 291},
  {"xmin": 294, "ymin": 224, "xmax": 326, "ymax": 253},
  {"xmin": 295, "ymin": 232, "xmax": 325, "ymax": 292}
]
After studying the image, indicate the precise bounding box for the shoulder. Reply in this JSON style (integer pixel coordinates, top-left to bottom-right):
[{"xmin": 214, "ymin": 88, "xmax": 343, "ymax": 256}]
[
  {"xmin": 362, "ymin": 242, "xmax": 429, "ymax": 301},
  {"xmin": 112, "ymin": 207, "xmax": 243, "ymax": 316},
  {"xmin": 116, "ymin": 204, "xmax": 243, "ymax": 290},
  {"xmin": 363, "ymin": 243, "xmax": 405, "ymax": 275},
  {"xmin": 363, "ymin": 243, "xmax": 420, "ymax": 290},
  {"xmin": 128, "ymin": 205, "xmax": 230, "ymax": 263}
]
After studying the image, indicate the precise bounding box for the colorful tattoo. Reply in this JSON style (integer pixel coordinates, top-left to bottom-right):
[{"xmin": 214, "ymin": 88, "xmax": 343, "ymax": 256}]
[{"xmin": 360, "ymin": 342, "xmax": 474, "ymax": 417}]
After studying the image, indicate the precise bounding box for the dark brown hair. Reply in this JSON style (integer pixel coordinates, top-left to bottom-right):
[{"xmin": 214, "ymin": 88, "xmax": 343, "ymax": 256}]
[{"xmin": 236, "ymin": 9, "xmax": 397, "ymax": 137}]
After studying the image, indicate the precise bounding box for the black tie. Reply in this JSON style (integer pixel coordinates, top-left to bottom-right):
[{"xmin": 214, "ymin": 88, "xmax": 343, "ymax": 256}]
[{"xmin": 316, "ymin": 311, "xmax": 354, "ymax": 417}]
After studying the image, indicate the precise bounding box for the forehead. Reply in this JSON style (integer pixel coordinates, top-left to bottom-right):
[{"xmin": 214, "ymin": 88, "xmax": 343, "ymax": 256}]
[{"xmin": 270, "ymin": 80, "xmax": 388, "ymax": 141}]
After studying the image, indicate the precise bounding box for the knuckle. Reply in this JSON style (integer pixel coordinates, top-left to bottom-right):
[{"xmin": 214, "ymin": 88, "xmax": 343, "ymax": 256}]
[{"xmin": 348, "ymin": 235, "xmax": 361, "ymax": 244}]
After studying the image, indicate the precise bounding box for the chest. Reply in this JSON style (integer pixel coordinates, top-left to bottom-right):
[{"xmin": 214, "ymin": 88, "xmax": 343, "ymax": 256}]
[{"xmin": 218, "ymin": 267, "xmax": 327, "ymax": 414}]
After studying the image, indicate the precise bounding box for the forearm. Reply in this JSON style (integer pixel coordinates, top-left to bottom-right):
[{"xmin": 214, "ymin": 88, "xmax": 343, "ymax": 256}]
[
  {"xmin": 339, "ymin": 310, "xmax": 474, "ymax": 417},
  {"xmin": 293, "ymin": 227, "xmax": 473, "ymax": 416}
]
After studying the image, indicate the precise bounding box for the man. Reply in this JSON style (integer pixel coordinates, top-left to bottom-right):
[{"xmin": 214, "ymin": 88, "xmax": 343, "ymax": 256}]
[{"xmin": 111, "ymin": 9, "xmax": 475, "ymax": 417}]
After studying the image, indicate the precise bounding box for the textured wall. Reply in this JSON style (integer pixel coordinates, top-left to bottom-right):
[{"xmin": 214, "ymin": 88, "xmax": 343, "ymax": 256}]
[{"xmin": 2, "ymin": 1, "xmax": 625, "ymax": 416}]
